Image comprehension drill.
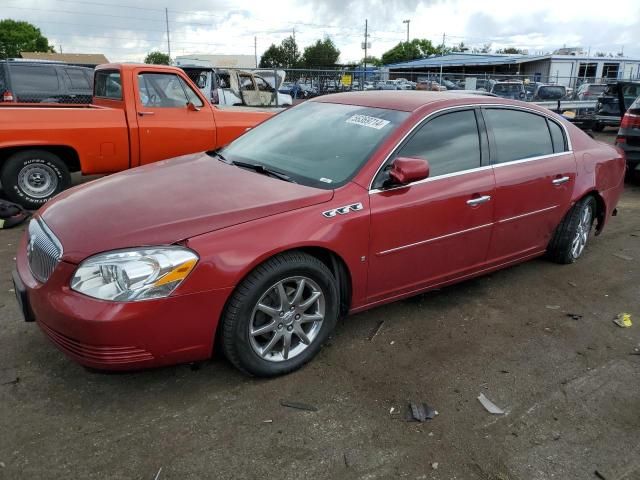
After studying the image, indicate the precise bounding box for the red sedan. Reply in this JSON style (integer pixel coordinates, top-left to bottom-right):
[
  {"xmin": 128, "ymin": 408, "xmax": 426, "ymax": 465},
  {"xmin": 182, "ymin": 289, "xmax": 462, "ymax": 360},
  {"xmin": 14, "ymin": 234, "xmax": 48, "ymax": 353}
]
[{"xmin": 13, "ymin": 91, "xmax": 625, "ymax": 377}]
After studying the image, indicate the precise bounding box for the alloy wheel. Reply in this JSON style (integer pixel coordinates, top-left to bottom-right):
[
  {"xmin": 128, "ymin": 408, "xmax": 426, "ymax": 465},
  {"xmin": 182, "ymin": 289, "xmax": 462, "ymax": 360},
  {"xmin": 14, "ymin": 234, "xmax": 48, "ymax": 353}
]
[{"xmin": 571, "ymin": 203, "xmax": 592, "ymax": 259}]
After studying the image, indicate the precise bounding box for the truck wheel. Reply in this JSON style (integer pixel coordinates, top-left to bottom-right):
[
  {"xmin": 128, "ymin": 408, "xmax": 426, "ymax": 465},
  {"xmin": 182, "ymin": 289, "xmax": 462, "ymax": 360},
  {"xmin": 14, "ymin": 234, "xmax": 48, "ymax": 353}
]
[
  {"xmin": 221, "ymin": 251, "xmax": 339, "ymax": 377},
  {"xmin": 0, "ymin": 150, "xmax": 70, "ymax": 209},
  {"xmin": 547, "ymin": 196, "xmax": 596, "ymax": 264},
  {"xmin": 591, "ymin": 123, "xmax": 605, "ymax": 132}
]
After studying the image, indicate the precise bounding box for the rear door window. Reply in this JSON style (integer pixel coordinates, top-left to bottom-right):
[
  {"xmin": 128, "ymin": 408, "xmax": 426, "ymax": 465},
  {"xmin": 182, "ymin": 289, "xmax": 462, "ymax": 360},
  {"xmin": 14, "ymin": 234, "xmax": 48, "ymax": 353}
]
[
  {"xmin": 10, "ymin": 65, "xmax": 60, "ymax": 92},
  {"xmin": 547, "ymin": 120, "xmax": 567, "ymax": 153},
  {"xmin": 484, "ymin": 108, "xmax": 553, "ymax": 163},
  {"xmin": 64, "ymin": 68, "xmax": 92, "ymax": 90},
  {"xmin": 396, "ymin": 109, "xmax": 481, "ymax": 178}
]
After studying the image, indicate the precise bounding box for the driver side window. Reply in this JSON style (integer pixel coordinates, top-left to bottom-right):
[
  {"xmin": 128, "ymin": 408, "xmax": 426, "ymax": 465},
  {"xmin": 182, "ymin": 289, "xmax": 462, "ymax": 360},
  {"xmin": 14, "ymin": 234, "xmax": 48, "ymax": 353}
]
[
  {"xmin": 138, "ymin": 73, "xmax": 200, "ymax": 108},
  {"xmin": 396, "ymin": 109, "xmax": 481, "ymax": 178}
]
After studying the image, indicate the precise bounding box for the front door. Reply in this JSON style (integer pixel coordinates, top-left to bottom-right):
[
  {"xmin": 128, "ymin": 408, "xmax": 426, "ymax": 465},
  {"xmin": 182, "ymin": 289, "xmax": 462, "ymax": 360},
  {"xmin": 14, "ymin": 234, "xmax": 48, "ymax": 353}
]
[
  {"xmin": 367, "ymin": 108, "xmax": 495, "ymax": 304},
  {"xmin": 135, "ymin": 71, "xmax": 214, "ymax": 165},
  {"xmin": 482, "ymin": 107, "xmax": 577, "ymax": 263}
]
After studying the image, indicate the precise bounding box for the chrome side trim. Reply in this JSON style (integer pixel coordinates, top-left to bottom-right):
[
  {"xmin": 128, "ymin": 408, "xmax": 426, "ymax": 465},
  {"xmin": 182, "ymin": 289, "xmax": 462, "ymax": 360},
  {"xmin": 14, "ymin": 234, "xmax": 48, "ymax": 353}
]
[
  {"xmin": 370, "ymin": 164, "xmax": 494, "ymax": 194},
  {"xmin": 497, "ymin": 205, "xmax": 558, "ymax": 224},
  {"xmin": 368, "ymin": 102, "xmax": 574, "ymax": 192},
  {"xmin": 376, "ymin": 222, "xmax": 493, "ymax": 257}
]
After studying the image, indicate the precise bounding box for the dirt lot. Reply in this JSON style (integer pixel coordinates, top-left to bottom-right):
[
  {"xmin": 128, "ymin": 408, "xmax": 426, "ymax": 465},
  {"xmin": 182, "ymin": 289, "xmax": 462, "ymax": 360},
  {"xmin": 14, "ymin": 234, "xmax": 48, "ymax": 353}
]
[{"xmin": 1, "ymin": 132, "xmax": 639, "ymax": 480}]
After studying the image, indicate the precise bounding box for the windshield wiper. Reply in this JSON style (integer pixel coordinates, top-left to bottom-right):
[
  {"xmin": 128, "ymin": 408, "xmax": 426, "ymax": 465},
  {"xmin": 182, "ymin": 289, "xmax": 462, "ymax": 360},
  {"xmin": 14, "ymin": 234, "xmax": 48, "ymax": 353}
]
[
  {"xmin": 211, "ymin": 150, "xmax": 231, "ymax": 164},
  {"xmin": 231, "ymin": 160, "xmax": 297, "ymax": 183}
]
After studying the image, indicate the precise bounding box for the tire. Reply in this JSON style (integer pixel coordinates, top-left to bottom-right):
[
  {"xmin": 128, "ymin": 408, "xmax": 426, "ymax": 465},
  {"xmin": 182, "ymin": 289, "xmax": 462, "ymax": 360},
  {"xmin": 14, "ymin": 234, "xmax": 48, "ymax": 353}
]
[
  {"xmin": 0, "ymin": 150, "xmax": 71, "ymax": 210},
  {"xmin": 547, "ymin": 196, "xmax": 596, "ymax": 264},
  {"xmin": 221, "ymin": 251, "xmax": 339, "ymax": 377},
  {"xmin": 591, "ymin": 123, "xmax": 605, "ymax": 132}
]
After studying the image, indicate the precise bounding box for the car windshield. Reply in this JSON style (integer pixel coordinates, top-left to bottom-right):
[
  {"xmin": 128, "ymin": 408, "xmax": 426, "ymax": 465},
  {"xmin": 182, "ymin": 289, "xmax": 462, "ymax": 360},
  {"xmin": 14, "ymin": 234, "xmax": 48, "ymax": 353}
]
[
  {"xmin": 493, "ymin": 84, "xmax": 522, "ymax": 93},
  {"xmin": 219, "ymin": 101, "xmax": 409, "ymax": 189}
]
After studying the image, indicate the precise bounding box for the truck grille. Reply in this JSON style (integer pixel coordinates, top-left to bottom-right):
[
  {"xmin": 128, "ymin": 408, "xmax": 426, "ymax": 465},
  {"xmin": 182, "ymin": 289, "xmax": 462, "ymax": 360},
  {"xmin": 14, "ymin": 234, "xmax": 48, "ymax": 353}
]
[{"xmin": 27, "ymin": 218, "xmax": 63, "ymax": 283}]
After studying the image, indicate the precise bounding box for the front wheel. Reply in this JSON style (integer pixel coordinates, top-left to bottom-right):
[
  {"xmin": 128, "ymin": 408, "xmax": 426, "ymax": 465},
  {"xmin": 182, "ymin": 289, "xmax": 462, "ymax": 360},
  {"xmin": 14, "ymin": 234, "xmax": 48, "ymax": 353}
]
[
  {"xmin": 548, "ymin": 196, "xmax": 596, "ymax": 264},
  {"xmin": 221, "ymin": 252, "xmax": 339, "ymax": 377},
  {"xmin": 1, "ymin": 150, "xmax": 71, "ymax": 209}
]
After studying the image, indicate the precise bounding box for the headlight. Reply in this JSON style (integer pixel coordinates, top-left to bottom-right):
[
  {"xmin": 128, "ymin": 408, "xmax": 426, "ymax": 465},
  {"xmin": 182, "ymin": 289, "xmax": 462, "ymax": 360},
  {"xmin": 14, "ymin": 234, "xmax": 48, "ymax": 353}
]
[{"xmin": 71, "ymin": 247, "xmax": 198, "ymax": 302}]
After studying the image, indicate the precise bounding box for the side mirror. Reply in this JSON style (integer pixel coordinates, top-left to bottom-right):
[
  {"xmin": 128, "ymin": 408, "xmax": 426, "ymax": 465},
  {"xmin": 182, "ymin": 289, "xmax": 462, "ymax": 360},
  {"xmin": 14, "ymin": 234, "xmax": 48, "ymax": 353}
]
[
  {"xmin": 388, "ymin": 157, "xmax": 430, "ymax": 185},
  {"xmin": 187, "ymin": 101, "xmax": 200, "ymax": 112}
]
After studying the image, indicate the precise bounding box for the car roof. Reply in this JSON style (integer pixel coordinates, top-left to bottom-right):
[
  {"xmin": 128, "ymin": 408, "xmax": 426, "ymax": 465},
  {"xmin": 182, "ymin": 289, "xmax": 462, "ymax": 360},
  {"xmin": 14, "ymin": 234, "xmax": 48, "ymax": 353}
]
[{"xmin": 312, "ymin": 90, "xmax": 522, "ymax": 112}]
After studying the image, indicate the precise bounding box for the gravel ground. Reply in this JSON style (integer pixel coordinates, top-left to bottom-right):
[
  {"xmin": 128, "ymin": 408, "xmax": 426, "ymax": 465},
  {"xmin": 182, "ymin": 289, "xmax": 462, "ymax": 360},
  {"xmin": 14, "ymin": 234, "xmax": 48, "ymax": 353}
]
[{"xmin": 1, "ymin": 132, "xmax": 639, "ymax": 480}]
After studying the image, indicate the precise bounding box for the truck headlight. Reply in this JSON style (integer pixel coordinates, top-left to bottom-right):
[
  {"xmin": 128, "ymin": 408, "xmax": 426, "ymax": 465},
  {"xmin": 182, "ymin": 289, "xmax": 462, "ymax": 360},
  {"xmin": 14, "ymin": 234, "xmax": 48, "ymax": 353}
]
[{"xmin": 71, "ymin": 247, "xmax": 198, "ymax": 301}]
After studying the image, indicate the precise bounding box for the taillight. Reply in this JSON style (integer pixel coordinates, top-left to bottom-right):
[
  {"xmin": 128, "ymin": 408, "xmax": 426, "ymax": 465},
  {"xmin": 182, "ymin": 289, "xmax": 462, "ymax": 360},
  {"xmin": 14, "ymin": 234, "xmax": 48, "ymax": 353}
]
[
  {"xmin": 2, "ymin": 90, "xmax": 15, "ymax": 102},
  {"xmin": 620, "ymin": 113, "xmax": 640, "ymax": 129}
]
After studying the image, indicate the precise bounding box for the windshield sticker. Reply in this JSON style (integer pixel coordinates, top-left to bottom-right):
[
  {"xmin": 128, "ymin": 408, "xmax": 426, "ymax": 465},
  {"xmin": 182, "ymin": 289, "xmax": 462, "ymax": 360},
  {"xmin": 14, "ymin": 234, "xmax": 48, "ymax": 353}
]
[
  {"xmin": 346, "ymin": 114, "xmax": 390, "ymax": 130},
  {"xmin": 319, "ymin": 177, "xmax": 333, "ymax": 184}
]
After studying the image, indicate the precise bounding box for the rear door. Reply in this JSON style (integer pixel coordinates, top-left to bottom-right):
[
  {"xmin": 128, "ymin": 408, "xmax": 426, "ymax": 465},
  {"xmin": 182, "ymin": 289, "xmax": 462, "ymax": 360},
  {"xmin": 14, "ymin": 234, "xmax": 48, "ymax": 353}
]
[
  {"xmin": 135, "ymin": 71, "xmax": 215, "ymax": 165},
  {"xmin": 482, "ymin": 107, "xmax": 576, "ymax": 263},
  {"xmin": 367, "ymin": 108, "xmax": 495, "ymax": 303}
]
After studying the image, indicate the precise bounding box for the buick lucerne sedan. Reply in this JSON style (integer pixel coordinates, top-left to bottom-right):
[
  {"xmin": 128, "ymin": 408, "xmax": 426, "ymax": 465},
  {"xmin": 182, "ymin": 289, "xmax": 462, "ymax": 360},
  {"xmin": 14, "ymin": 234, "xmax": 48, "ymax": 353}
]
[{"xmin": 13, "ymin": 91, "xmax": 625, "ymax": 377}]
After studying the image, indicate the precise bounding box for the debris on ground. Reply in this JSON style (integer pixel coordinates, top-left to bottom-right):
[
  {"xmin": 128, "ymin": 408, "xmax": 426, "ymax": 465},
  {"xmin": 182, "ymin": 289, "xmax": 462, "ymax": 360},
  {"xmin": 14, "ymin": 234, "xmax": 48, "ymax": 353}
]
[
  {"xmin": 545, "ymin": 305, "xmax": 561, "ymax": 310},
  {"xmin": 280, "ymin": 400, "xmax": 318, "ymax": 412},
  {"xmin": 613, "ymin": 313, "xmax": 632, "ymax": 328},
  {"xmin": 594, "ymin": 469, "xmax": 607, "ymax": 479},
  {"xmin": 568, "ymin": 281, "xmax": 577, "ymax": 287},
  {"xmin": 612, "ymin": 252, "xmax": 633, "ymax": 261},
  {"xmin": 153, "ymin": 467, "xmax": 162, "ymax": 480},
  {"xmin": 262, "ymin": 419, "xmax": 273, "ymax": 423},
  {"xmin": 368, "ymin": 320, "xmax": 384, "ymax": 341},
  {"xmin": 407, "ymin": 402, "xmax": 437, "ymax": 422},
  {"xmin": 431, "ymin": 462, "xmax": 439, "ymax": 470},
  {"xmin": 0, "ymin": 462, "xmax": 5, "ymax": 468},
  {"xmin": 566, "ymin": 313, "xmax": 583, "ymax": 321},
  {"xmin": 0, "ymin": 369, "xmax": 19, "ymax": 386},
  {"xmin": 477, "ymin": 393, "xmax": 505, "ymax": 415}
]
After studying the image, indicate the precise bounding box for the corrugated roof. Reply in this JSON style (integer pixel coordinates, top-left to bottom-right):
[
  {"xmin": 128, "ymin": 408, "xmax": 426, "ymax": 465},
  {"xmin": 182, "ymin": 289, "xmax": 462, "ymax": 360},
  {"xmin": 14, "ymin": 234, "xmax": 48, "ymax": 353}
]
[
  {"xmin": 386, "ymin": 53, "xmax": 551, "ymax": 69},
  {"xmin": 20, "ymin": 52, "xmax": 109, "ymax": 65}
]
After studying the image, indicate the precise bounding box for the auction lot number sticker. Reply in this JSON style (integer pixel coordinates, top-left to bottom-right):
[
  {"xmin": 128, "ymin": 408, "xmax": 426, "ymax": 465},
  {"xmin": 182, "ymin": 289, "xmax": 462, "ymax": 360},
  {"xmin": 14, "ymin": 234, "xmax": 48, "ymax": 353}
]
[{"xmin": 346, "ymin": 114, "xmax": 390, "ymax": 130}]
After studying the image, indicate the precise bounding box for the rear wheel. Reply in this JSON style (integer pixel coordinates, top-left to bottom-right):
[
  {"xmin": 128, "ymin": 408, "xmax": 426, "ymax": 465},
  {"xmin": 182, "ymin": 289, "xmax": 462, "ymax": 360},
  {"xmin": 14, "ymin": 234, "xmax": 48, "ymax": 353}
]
[
  {"xmin": 0, "ymin": 150, "xmax": 70, "ymax": 209},
  {"xmin": 221, "ymin": 252, "xmax": 338, "ymax": 377},
  {"xmin": 548, "ymin": 196, "xmax": 596, "ymax": 264}
]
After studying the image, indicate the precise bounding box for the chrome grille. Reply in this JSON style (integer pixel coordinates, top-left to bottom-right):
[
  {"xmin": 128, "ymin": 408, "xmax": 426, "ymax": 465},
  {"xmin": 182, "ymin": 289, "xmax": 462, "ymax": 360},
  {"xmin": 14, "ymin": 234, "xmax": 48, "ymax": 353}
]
[{"xmin": 27, "ymin": 218, "xmax": 63, "ymax": 283}]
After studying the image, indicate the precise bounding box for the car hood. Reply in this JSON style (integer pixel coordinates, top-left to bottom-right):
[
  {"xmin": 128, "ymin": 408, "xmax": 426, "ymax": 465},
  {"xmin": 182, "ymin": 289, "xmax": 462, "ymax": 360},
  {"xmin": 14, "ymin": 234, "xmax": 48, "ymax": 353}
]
[{"xmin": 40, "ymin": 153, "xmax": 334, "ymax": 263}]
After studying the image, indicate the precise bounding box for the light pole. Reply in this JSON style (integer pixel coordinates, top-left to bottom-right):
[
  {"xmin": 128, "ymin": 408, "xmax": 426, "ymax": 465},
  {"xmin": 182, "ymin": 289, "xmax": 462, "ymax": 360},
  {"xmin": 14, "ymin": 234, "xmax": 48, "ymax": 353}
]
[{"xmin": 402, "ymin": 19, "xmax": 410, "ymax": 42}]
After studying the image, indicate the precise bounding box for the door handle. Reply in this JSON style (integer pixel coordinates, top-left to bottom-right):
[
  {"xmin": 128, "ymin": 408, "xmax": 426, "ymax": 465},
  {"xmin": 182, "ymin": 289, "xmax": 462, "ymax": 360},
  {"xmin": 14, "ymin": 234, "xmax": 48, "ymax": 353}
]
[
  {"xmin": 552, "ymin": 176, "xmax": 570, "ymax": 185},
  {"xmin": 138, "ymin": 111, "xmax": 155, "ymax": 116},
  {"xmin": 467, "ymin": 195, "xmax": 491, "ymax": 206}
]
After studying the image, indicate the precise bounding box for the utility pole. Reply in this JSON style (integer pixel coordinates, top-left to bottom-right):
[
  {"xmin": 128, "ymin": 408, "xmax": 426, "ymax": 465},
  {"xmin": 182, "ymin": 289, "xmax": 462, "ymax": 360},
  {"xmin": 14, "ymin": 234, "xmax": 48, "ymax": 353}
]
[
  {"xmin": 59, "ymin": 44, "xmax": 63, "ymax": 54},
  {"xmin": 439, "ymin": 32, "xmax": 446, "ymax": 84},
  {"xmin": 363, "ymin": 19, "xmax": 368, "ymax": 86},
  {"xmin": 292, "ymin": 27, "xmax": 296, "ymax": 43},
  {"xmin": 254, "ymin": 36, "xmax": 258, "ymax": 68},
  {"xmin": 165, "ymin": 7, "xmax": 171, "ymax": 60},
  {"xmin": 402, "ymin": 19, "xmax": 410, "ymax": 42}
]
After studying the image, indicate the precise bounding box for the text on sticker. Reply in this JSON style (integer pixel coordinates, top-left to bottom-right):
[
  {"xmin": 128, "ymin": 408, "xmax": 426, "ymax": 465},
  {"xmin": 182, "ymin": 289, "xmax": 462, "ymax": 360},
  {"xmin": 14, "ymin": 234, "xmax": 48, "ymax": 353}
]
[{"xmin": 346, "ymin": 115, "xmax": 390, "ymax": 130}]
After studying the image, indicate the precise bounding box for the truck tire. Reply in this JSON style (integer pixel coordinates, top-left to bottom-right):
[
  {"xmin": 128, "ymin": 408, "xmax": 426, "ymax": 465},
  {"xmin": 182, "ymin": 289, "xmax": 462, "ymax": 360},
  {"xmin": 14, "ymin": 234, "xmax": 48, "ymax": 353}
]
[
  {"xmin": 1, "ymin": 150, "xmax": 71, "ymax": 210},
  {"xmin": 221, "ymin": 251, "xmax": 339, "ymax": 377},
  {"xmin": 591, "ymin": 123, "xmax": 605, "ymax": 132}
]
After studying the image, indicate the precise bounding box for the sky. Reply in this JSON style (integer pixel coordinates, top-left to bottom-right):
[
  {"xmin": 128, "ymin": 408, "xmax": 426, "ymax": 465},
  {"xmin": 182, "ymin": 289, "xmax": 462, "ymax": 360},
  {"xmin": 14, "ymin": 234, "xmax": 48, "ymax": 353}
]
[{"xmin": 3, "ymin": 0, "xmax": 640, "ymax": 63}]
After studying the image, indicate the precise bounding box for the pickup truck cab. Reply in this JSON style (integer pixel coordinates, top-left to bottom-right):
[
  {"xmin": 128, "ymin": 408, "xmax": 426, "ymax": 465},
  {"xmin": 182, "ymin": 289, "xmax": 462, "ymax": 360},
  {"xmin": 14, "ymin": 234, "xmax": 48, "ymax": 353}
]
[{"xmin": 0, "ymin": 63, "xmax": 273, "ymax": 208}]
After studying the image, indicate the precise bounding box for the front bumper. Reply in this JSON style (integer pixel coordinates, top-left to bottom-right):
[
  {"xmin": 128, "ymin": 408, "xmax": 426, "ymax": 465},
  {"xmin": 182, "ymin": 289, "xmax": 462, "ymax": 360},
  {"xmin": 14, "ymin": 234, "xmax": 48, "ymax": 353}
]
[{"xmin": 15, "ymin": 237, "xmax": 232, "ymax": 371}]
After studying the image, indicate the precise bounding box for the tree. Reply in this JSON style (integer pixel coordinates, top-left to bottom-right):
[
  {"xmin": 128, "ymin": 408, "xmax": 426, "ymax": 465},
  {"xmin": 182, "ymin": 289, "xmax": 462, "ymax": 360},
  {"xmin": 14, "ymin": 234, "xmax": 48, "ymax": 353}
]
[
  {"xmin": 381, "ymin": 38, "xmax": 438, "ymax": 65},
  {"xmin": 144, "ymin": 51, "xmax": 171, "ymax": 65},
  {"xmin": 495, "ymin": 47, "xmax": 525, "ymax": 54},
  {"xmin": 450, "ymin": 41, "xmax": 469, "ymax": 53},
  {"xmin": 362, "ymin": 55, "xmax": 382, "ymax": 66},
  {"xmin": 0, "ymin": 19, "xmax": 54, "ymax": 59},
  {"xmin": 302, "ymin": 38, "xmax": 340, "ymax": 67},
  {"xmin": 259, "ymin": 36, "xmax": 300, "ymax": 68}
]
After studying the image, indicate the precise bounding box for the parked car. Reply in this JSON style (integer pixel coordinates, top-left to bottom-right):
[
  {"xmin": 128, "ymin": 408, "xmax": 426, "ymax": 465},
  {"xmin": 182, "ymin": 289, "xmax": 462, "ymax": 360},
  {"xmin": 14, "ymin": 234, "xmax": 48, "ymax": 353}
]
[
  {"xmin": 0, "ymin": 63, "xmax": 273, "ymax": 208},
  {"xmin": 0, "ymin": 60, "xmax": 93, "ymax": 104},
  {"xmin": 416, "ymin": 80, "xmax": 446, "ymax": 91},
  {"xmin": 474, "ymin": 79, "xmax": 496, "ymax": 92},
  {"xmin": 441, "ymin": 79, "xmax": 461, "ymax": 90},
  {"xmin": 530, "ymin": 83, "xmax": 568, "ymax": 101},
  {"xmin": 591, "ymin": 81, "xmax": 640, "ymax": 131},
  {"xmin": 13, "ymin": 91, "xmax": 625, "ymax": 377},
  {"xmin": 573, "ymin": 83, "xmax": 607, "ymax": 101},
  {"xmin": 490, "ymin": 81, "xmax": 526, "ymax": 100},
  {"xmin": 376, "ymin": 80, "xmax": 401, "ymax": 90},
  {"xmin": 615, "ymin": 95, "xmax": 640, "ymax": 179}
]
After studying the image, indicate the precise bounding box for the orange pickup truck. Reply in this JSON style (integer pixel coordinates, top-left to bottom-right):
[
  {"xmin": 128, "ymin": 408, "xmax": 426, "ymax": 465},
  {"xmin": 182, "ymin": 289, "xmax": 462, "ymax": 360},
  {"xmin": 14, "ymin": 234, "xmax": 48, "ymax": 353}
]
[{"xmin": 0, "ymin": 63, "xmax": 274, "ymax": 208}]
